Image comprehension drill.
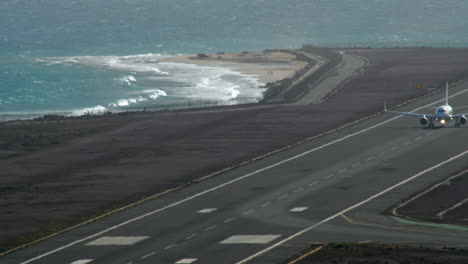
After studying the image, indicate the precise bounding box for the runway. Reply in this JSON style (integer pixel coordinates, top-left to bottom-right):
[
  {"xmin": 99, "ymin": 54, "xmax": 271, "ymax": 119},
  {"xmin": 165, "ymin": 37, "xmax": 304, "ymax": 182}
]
[{"xmin": 4, "ymin": 83, "xmax": 468, "ymax": 264}]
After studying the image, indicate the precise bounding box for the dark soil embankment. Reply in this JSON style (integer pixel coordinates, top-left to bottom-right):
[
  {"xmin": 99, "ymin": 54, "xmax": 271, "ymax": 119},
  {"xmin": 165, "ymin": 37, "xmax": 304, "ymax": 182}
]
[
  {"xmin": 287, "ymin": 243, "xmax": 468, "ymax": 264},
  {"xmin": 394, "ymin": 168, "xmax": 468, "ymax": 226},
  {"xmin": 2, "ymin": 48, "xmax": 468, "ymax": 251}
]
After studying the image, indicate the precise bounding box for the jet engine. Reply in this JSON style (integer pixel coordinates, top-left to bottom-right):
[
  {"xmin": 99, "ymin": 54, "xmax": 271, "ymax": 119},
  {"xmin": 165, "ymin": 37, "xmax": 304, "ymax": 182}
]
[
  {"xmin": 419, "ymin": 116, "xmax": 429, "ymax": 126},
  {"xmin": 460, "ymin": 115, "xmax": 467, "ymax": 125}
]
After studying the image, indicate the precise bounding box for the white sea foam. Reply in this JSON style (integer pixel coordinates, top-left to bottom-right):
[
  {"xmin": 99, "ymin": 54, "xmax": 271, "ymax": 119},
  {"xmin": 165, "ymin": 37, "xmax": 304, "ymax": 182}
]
[
  {"xmin": 39, "ymin": 54, "xmax": 265, "ymax": 110},
  {"xmin": 42, "ymin": 53, "xmax": 170, "ymax": 76},
  {"xmin": 70, "ymin": 105, "xmax": 108, "ymax": 116},
  {"xmin": 119, "ymin": 75, "xmax": 137, "ymax": 85},
  {"xmin": 108, "ymin": 93, "xmax": 159, "ymax": 108},
  {"xmin": 148, "ymin": 89, "xmax": 168, "ymax": 99}
]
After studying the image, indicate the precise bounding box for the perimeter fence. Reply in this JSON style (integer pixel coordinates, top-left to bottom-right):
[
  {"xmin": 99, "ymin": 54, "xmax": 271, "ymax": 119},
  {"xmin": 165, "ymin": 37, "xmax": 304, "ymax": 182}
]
[{"xmin": 0, "ymin": 99, "xmax": 248, "ymax": 122}]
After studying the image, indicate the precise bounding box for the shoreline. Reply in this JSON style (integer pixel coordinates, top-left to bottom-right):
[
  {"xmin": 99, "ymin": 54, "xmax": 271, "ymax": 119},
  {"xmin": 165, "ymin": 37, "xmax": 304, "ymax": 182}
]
[{"xmin": 161, "ymin": 50, "xmax": 309, "ymax": 84}]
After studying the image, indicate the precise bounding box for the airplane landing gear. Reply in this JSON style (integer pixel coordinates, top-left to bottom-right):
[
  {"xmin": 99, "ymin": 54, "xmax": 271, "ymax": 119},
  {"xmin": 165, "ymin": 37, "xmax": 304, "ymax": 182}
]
[{"xmin": 455, "ymin": 122, "xmax": 461, "ymax": 128}]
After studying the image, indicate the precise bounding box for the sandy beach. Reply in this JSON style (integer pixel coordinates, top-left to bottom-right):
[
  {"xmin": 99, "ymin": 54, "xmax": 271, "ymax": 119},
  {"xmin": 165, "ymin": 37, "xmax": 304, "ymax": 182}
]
[{"xmin": 161, "ymin": 51, "xmax": 308, "ymax": 84}]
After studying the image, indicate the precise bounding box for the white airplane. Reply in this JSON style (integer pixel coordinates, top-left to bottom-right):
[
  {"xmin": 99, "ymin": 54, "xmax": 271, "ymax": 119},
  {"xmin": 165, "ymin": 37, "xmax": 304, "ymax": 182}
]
[{"xmin": 385, "ymin": 83, "xmax": 468, "ymax": 128}]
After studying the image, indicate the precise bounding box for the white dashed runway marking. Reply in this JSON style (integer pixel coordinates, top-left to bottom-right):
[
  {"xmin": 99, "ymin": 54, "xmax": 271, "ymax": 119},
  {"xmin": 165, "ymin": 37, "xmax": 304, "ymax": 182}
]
[
  {"xmin": 309, "ymin": 181, "xmax": 319, "ymax": 186},
  {"xmin": 176, "ymin": 258, "xmax": 198, "ymax": 264},
  {"xmin": 165, "ymin": 244, "xmax": 176, "ymax": 250},
  {"xmin": 141, "ymin": 252, "xmax": 156, "ymax": 259},
  {"xmin": 86, "ymin": 236, "xmax": 149, "ymax": 246},
  {"xmin": 185, "ymin": 234, "xmax": 198, "ymax": 240},
  {"xmin": 197, "ymin": 208, "xmax": 217, "ymax": 213},
  {"xmin": 242, "ymin": 209, "xmax": 254, "ymax": 215},
  {"xmin": 220, "ymin": 235, "xmax": 281, "ymax": 244},
  {"xmin": 205, "ymin": 225, "xmax": 217, "ymax": 231},
  {"xmin": 278, "ymin": 194, "xmax": 288, "ymax": 200},
  {"xmin": 290, "ymin": 207, "xmax": 309, "ymax": 212},
  {"xmin": 70, "ymin": 260, "xmax": 94, "ymax": 264},
  {"xmin": 293, "ymin": 187, "xmax": 304, "ymax": 192},
  {"xmin": 224, "ymin": 217, "xmax": 236, "ymax": 223}
]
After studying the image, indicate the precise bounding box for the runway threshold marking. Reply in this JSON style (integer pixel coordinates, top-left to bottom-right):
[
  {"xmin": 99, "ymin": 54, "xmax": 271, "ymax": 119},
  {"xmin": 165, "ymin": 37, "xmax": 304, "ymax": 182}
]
[
  {"xmin": 70, "ymin": 260, "xmax": 94, "ymax": 264},
  {"xmin": 197, "ymin": 208, "xmax": 217, "ymax": 213},
  {"xmin": 220, "ymin": 235, "xmax": 282, "ymax": 244},
  {"xmin": 235, "ymin": 149, "xmax": 468, "ymax": 263},
  {"xmin": 290, "ymin": 207, "xmax": 309, "ymax": 212},
  {"xmin": 18, "ymin": 88, "xmax": 468, "ymax": 264},
  {"xmin": 176, "ymin": 258, "xmax": 198, "ymax": 264},
  {"xmin": 86, "ymin": 236, "xmax": 149, "ymax": 246}
]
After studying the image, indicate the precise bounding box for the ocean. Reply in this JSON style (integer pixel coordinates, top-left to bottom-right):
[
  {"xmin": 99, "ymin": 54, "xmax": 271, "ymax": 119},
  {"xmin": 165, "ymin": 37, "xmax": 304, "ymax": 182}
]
[{"xmin": 2, "ymin": 0, "xmax": 468, "ymax": 118}]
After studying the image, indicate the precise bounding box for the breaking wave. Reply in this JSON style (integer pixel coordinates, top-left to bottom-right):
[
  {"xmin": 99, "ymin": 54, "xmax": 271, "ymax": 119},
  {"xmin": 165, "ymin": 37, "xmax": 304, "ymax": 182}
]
[{"xmin": 70, "ymin": 105, "xmax": 108, "ymax": 116}]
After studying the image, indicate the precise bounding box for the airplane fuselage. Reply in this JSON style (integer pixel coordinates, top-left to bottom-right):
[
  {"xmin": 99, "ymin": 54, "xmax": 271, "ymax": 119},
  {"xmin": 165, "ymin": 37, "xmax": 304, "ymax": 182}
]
[{"xmin": 434, "ymin": 105, "xmax": 453, "ymax": 122}]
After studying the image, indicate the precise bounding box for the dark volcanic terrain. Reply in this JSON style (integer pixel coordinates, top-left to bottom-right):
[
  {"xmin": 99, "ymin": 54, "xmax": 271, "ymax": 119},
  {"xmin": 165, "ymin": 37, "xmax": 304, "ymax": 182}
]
[{"xmin": 2, "ymin": 48, "xmax": 468, "ymax": 251}]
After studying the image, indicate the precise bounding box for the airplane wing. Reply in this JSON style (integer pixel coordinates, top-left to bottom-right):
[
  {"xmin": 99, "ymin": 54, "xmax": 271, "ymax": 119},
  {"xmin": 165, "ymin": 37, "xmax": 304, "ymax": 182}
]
[
  {"xmin": 384, "ymin": 102, "xmax": 435, "ymax": 118},
  {"xmin": 453, "ymin": 106, "xmax": 468, "ymax": 110},
  {"xmin": 386, "ymin": 110, "xmax": 435, "ymax": 118},
  {"xmin": 452, "ymin": 113, "xmax": 468, "ymax": 118}
]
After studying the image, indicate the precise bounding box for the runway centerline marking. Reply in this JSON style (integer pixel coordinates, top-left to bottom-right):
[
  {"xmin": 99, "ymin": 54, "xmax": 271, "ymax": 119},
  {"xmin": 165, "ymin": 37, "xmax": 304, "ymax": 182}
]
[
  {"xmin": 415, "ymin": 136, "xmax": 422, "ymax": 141},
  {"xmin": 278, "ymin": 195, "xmax": 288, "ymax": 200},
  {"xmin": 235, "ymin": 149, "xmax": 468, "ymax": 264},
  {"xmin": 19, "ymin": 88, "xmax": 468, "ymax": 264},
  {"xmin": 324, "ymin": 174, "xmax": 335, "ymax": 179},
  {"xmin": 242, "ymin": 210, "xmax": 255, "ymax": 215},
  {"xmin": 338, "ymin": 169, "xmax": 347, "ymax": 174},
  {"xmin": 391, "ymin": 146, "xmax": 399, "ymax": 150},
  {"xmin": 352, "ymin": 162, "xmax": 361, "ymax": 168},
  {"xmin": 261, "ymin": 202, "xmax": 271, "ymax": 207},
  {"xmin": 366, "ymin": 156, "xmax": 375, "ymax": 161}
]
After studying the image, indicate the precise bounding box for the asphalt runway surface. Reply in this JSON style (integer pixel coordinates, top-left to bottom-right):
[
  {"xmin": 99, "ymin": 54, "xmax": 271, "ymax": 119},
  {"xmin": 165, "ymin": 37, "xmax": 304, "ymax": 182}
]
[{"xmin": 3, "ymin": 81, "xmax": 468, "ymax": 264}]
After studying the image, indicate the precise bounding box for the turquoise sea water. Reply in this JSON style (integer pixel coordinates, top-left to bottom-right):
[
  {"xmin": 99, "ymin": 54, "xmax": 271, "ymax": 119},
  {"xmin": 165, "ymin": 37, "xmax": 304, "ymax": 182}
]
[{"xmin": 2, "ymin": 0, "xmax": 468, "ymax": 117}]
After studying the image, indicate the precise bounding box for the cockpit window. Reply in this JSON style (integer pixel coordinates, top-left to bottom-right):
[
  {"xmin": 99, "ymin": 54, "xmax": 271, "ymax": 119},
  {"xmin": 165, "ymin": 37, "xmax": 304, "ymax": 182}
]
[{"xmin": 437, "ymin": 108, "xmax": 445, "ymax": 112}]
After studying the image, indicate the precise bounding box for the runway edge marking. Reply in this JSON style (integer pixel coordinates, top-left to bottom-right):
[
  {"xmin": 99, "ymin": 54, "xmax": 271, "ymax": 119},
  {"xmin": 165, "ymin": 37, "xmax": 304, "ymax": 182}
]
[
  {"xmin": 14, "ymin": 87, "xmax": 468, "ymax": 263},
  {"xmin": 236, "ymin": 149, "xmax": 468, "ymax": 264}
]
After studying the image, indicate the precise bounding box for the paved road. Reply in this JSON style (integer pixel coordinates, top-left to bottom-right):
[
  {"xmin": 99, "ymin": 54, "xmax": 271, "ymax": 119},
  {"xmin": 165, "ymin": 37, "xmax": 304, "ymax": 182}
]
[
  {"xmin": 297, "ymin": 54, "xmax": 368, "ymax": 104},
  {"xmin": 3, "ymin": 83, "xmax": 468, "ymax": 264}
]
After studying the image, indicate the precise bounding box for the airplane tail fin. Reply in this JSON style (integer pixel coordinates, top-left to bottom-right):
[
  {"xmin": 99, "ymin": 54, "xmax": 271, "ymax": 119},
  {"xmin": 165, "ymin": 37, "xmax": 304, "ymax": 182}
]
[{"xmin": 446, "ymin": 82, "xmax": 449, "ymax": 106}]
